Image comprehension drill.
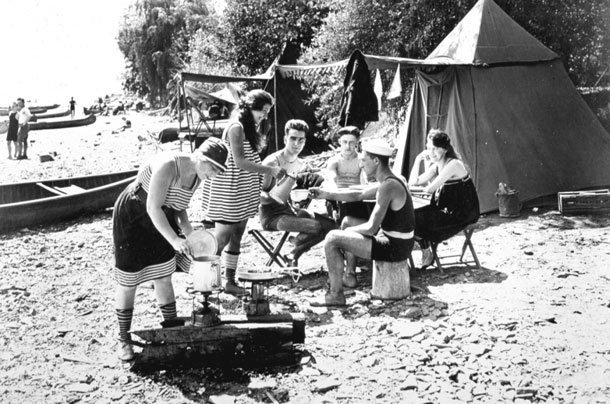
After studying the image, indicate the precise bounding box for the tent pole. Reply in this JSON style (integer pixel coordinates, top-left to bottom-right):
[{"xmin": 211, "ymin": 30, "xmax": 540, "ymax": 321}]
[
  {"xmin": 181, "ymin": 80, "xmax": 194, "ymax": 152},
  {"xmin": 274, "ymin": 71, "xmax": 279, "ymax": 152},
  {"xmin": 176, "ymin": 76, "xmax": 182, "ymax": 139}
]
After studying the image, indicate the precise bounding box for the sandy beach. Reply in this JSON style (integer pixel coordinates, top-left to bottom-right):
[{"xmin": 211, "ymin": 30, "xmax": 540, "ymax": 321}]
[{"xmin": 1, "ymin": 111, "xmax": 609, "ymax": 403}]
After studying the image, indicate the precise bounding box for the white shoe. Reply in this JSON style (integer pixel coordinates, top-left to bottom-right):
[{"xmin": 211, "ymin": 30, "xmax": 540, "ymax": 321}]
[{"xmin": 118, "ymin": 340, "xmax": 135, "ymax": 361}]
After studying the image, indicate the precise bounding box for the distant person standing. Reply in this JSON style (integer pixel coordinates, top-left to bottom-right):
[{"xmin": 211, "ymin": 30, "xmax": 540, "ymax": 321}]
[
  {"xmin": 15, "ymin": 98, "xmax": 32, "ymax": 160},
  {"xmin": 69, "ymin": 97, "xmax": 76, "ymax": 118},
  {"xmin": 6, "ymin": 102, "xmax": 19, "ymax": 159}
]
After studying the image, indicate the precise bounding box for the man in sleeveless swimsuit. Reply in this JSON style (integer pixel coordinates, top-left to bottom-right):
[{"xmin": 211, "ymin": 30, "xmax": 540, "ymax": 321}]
[
  {"xmin": 325, "ymin": 126, "xmax": 371, "ymax": 223},
  {"xmin": 309, "ymin": 139, "xmax": 415, "ymax": 306},
  {"xmin": 259, "ymin": 119, "xmax": 336, "ymax": 265}
]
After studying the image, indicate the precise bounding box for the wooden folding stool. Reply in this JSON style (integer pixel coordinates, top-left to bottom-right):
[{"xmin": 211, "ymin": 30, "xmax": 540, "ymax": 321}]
[{"xmin": 429, "ymin": 224, "xmax": 481, "ymax": 271}]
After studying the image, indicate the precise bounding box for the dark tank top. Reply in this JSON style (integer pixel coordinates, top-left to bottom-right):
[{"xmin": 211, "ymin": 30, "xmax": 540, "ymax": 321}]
[{"xmin": 380, "ymin": 176, "xmax": 415, "ymax": 234}]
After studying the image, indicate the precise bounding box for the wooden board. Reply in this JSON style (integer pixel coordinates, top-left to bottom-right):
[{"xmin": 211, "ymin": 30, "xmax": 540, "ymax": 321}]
[
  {"xmin": 55, "ymin": 185, "xmax": 86, "ymax": 195},
  {"xmin": 558, "ymin": 190, "xmax": 610, "ymax": 215},
  {"xmin": 129, "ymin": 313, "xmax": 305, "ymax": 370}
]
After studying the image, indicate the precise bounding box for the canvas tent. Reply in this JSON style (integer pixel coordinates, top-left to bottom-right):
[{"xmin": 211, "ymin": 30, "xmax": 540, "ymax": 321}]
[
  {"xmin": 393, "ymin": 0, "xmax": 610, "ymax": 213},
  {"xmin": 178, "ymin": 66, "xmax": 318, "ymax": 156},
  {"xmin": 176, "ymin": 52, "xmax": 426, "ymax": 155}
]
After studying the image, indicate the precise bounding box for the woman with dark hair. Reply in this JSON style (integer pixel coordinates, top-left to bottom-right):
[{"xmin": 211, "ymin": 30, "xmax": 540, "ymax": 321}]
[
  {"xmin": 113, "ymin": 137, "xmax": 229, "ymax": 361},
  {"xmin": 409, "ymin": 129, "xmax": 480, "ymax": 268},
  {"xmin": 200, "ymin": 89, "xmax": 284, "ymax": 294}
]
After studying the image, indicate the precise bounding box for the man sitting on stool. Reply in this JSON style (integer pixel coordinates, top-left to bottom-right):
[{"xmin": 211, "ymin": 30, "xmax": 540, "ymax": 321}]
[
  {"xmin": 259, "ymin": 119, "xmax": 336, "ymax": 266},
  {"xmin": 309, "ymin": 139, "xmax": 415, "ymax": 306}
]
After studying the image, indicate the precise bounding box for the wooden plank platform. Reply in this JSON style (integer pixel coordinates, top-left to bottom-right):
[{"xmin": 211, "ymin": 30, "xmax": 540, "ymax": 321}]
[{"xmin": 129, "ymin": 313, "xmax": 305, "ymax": 370}]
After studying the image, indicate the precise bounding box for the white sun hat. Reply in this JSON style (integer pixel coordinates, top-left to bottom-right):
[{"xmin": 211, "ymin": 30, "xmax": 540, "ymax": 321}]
[{"xmin": 361, "ymin": 138, "xmax": 393, "ymax": 157}]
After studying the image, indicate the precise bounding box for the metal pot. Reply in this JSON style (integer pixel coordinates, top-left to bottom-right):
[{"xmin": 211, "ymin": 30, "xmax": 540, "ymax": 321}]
[{"xmin": 191, "ymin": 255, "xmax": 221, "ymax": 292}]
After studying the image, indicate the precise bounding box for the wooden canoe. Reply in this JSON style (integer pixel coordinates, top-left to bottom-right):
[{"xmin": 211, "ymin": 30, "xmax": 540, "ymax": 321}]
[
  {"xmin": 30, "ymin": 109, "xmax": 71, "ymax": 122},
  {"xmin": 0, "ymin": 170, "xmax": 138, "ymax": 233},
  {"xmin": 0, "ymin": 104, "xmax": 60, "ymax": 116},
  {"xmin": 29, "ymin": 114, "xmax": 96, "ymax": 130}
]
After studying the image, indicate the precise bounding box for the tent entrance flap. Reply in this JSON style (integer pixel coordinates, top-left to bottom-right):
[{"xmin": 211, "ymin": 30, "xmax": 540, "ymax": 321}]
[{"xmin": 395, "ymin": 0, "xmax": 610, "ymax": 214}]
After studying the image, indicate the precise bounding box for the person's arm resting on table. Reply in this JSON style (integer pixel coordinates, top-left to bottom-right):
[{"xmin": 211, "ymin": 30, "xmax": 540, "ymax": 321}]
[{"xmin": 409, "ymin": 159, "xmax": 465, "ymax": 194}]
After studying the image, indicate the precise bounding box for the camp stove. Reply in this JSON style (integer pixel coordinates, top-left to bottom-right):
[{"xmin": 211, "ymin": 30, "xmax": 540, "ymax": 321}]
[
  {"xmin": 237, "ymin": 271, "xmax": 283, "ymax": 316},
  {"xmin": 187, "ymin": 288, "xmax": 222, "ymax": 327}
]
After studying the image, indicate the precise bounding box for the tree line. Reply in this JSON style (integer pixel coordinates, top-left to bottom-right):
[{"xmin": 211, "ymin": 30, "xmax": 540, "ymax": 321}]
[{"xmin": 117, "ymin": 0, "xmax": 610, "ymax": 122}]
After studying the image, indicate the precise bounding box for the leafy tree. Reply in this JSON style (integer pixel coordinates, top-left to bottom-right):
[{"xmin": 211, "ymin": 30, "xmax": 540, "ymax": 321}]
[
  {"xmin": 185, "ymin": 16, "xmax": 233, "ymax": 80},
  {"xmin": 117, "ymin": 0, "xmax": 215, "ymax": 106},
  {"xmin": 300, "ymin": 0, "xmax": 610, "ymax": 138},
  {"xmin": 494, "ymin": 0, "xmax": 610, "ymax": 86},
  {"xmin": 221, "ymin": 0, "xmax": 328, "ymax": 75}
]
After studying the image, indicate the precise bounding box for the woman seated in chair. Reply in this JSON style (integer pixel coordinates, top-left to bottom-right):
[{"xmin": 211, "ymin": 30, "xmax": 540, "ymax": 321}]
[{"xmin": 409, "ymin": 129, "xmax": 480, "ymax": 268}]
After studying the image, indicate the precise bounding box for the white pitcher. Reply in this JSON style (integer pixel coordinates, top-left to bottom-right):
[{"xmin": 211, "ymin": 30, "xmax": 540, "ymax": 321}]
[{"xmin": 191, "ymin": 255, "xmax": 221, "ymax": 292}]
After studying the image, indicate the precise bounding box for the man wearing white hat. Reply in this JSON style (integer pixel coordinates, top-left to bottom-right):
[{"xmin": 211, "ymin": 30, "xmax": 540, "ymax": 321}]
[{"xmin": 309, "ymin": 138, "xmax": 415, "ymax": 306}]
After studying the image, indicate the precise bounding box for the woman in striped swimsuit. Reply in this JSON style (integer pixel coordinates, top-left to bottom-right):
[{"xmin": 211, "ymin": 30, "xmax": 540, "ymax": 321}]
[
  {"xmin": 112, "ymin": 138, "xmax": 228, "ymax": 361},
  {"xmin": 200, "ymin": 90, "xmax": 284, "ymax": 295}
]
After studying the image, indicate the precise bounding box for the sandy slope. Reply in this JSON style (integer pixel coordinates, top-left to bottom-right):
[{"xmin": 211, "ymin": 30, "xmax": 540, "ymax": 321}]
[{"xmin": 1, "ymin": 112, "xmax": 609, "ymax": 404}]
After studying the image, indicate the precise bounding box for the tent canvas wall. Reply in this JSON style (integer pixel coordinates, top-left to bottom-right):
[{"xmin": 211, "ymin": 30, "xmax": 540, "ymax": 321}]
[
  {"xmin": 177, "ymin": 50, "xmax": 424, "ymax": 156},
  {"xmin": 394, "ymin": 0, "xmax": 610, "ymax": 213},
  {"xmin": 179, "ymin": 63, "xmax": 318, "ymax": 156}
]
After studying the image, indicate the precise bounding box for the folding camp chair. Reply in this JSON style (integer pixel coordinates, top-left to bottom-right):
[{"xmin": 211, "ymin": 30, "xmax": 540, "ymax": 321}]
[
  {"xmin": 180, "ymin": 98, "xmax": 221, "ymax": 151},
  {"xmin": 425, "ymin": 224, "xmax": 481, "ymax": 272},
  {"xmin": 248, "ymin": 172, "xmax": 326, "ymax": 269}
]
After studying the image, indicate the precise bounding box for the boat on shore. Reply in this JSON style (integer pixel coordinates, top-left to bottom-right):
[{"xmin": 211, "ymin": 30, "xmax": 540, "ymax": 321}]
[
  {"xmin": 84, "ymin": 106, "xmax": 106, "ymax": 116},
  {"xmin": 0, "ymin": 170, "xmax": 138, "ymax": 233},
  {"xmin": 30, "ymin": 109, "xmax": 71, "ymax": 122},
  {"xmin": 29, "ymin": 114, "xmax": 96, "ymax": 130},
  {"xmin": 0, "ymin": 104, "xmax": 60, "ymax": 116}
]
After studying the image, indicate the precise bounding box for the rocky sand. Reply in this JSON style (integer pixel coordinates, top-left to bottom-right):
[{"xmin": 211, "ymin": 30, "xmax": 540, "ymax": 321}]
[{"xmin": 1, "ymin": 111, "xmax": 609, "ymax": 404}]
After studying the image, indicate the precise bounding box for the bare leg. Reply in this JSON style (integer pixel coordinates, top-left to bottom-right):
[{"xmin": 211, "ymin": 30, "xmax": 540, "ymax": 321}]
[
  {"xmin": 277, "ymin": 212, "xmax": 336, "ymax": 263},
  {"xmin": 153, "ymin": 275, "xmax": 175, "ymax": 306},
  {"xmin": 311, "ymin": 229, "xmax": 372, "ymax": 306},
  {"xmin": 15, "ymin": 141, "xmax": 21, "ymax": 158},
  {"xmin": 115, "ymin": 284, "xmax": 137, "ymax": 309},
  {"xmin": 214, "ymin": 220, "xmax": 248, "ymax": 255},
  {"xmin": 340, "ymin": 216, "xmax": 366, "ymax": 286}
]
